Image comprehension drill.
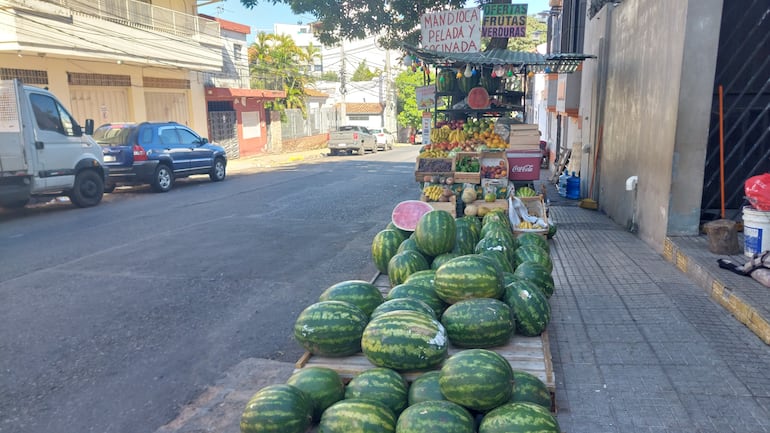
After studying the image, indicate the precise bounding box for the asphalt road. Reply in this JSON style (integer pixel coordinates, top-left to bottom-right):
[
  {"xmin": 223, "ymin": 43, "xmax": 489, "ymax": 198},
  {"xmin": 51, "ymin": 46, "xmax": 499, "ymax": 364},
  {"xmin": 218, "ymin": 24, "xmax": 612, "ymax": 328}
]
[{"xmin": 0, "ymin": 146, "xmax": 420, "ymax": 433}]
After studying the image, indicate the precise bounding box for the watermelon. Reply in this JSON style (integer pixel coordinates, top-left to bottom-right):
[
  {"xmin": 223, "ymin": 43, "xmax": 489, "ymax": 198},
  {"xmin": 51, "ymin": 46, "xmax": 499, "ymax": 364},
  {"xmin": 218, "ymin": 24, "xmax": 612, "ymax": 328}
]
[
  {"xmin": 386, "ymin": 221, "xmax": 411, "ymax": 239},
  {"xmin": 503, "ymin": 279, "xmax": 551, "ymax": 337},
  {"xmin": 318, "ymin": 399, "xmax": 396, "ymax": 433},
  {"xmin": 293, "ymin": 301, "xmax": 369, "ymax": 356},
  {"xmin": 509, "ymin": 370, "xmax": 552, "ymax": 409},
  {"xmin": 240, "ymin": 384, "xmax": 313, "ymax": 433},
  {"xmin": 403, "ymin": 269, "xmax": 436, "ymax": 288},
  {"xmin": 502, "ymin": 272, "xmax": 518, "ymax": 287},
  {"xmin": 387, "ymin": 250, "xmax": 430, "ymax": 287},
  {"xmin": 547, "ymin": 223, "xmax": 557, "ymax": 239},
  {"xmin": 478, "ymin": 402, "xmax": 560, "ymax": 433},
  {"xmin": 514, "ymin": 186, "xmax": 537, "ymax": 197},
  {"xmin": 432, "ymin": 252, "xmax": 461, "ymax": 270},
  {"xmin": 414, "ymin": 210, "xmax": 456, "ymax": 256},
  {"xmin": 482, "ymin": 210, "xmax": 510, "ymax": 229},
  {"xmin": 319, "ymin": 280, "xmax": 384, "ymax": 317},
  {"xmin": 286, "ymin": 367, "xmax": 345, "ymax": 421},
  {"xmin": 370, "ymin": 298, "xmax": 436, "ymax": 320},
  {"xmin": 396, "ymin": 400, "xmax": 475, "ymax": 433},
  {"xmin": 452, "ymin": 224, "xmax": 478, "ymax": 255},
  {"xmin": 480, "ymin": 219, "xmax": 509, "ymax": 239},
  {"xmin": 397, "ymin": 237, "xmax": 422, "ymax": 254},
  {"xmin": 439, "ymin": 349, "xmax": 513, "ymax": 412},
  {"xmin": 475, "ymin": 237, "xmax": 516, "ymax": 267},
  {"xmin": 392, "ymin": 200, "xmax": 434, "ymax": 231},
  {"xmin": 480, "ymin": 249, "xmax": 514, "ymax": 274},
  {"xmin": 386, "ymin": 282, "xmax": 447, "ymax": 317},
  {"xmin": 513, "ymin": 261, "xmax": 554, "ymax": 298},
  {"xmin": 459, "ymin": 215, "xmax": 482, "ymax": 238},
  {"xmin": 516, "ymin": 232, "xmax": 549, "ymax": 253},
  {"xmin": 513, "ymin": 244, "xmax": 553, "ymax": 273},
  {"xmin": 441, "ymin": 298, "xmax": 514, "ymax": 348},
  {"xmin": 467, "ymin": 86, "xmax": 490, "ymax": 109},
  {"xmin": 372, "ymin": 229, "xmax": 406, "ymax": 274},
  {"xmin": 434, "ymin": 254, "xmax": 504, "ymax": 304},
  {"xmin": 407, "ymin": 371, "xmax": 446, "ymax": 405},
  {"xmin": 361, "ymin": 310, "xmax": 448, "ymax": 371},
  {"xmin": 344, "ymin": 367, "xmax": 408, "ymax": 415}
]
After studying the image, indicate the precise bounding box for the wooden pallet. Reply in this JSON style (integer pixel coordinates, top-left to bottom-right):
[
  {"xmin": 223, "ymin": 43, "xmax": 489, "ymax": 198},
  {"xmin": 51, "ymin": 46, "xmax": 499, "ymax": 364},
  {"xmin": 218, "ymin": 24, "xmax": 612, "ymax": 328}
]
[{"xmin": 294, "ymin": 272, "xmax": 555, "ymax": 394}]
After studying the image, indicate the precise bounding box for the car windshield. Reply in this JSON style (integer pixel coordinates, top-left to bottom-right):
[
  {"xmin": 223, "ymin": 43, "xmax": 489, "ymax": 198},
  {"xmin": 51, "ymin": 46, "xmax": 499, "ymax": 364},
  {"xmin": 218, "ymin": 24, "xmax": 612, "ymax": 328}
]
[
  {"xmin": 93, "ymin": 125, "xmax": 134, "ymax": 146},
  {"xmin": 370, "ymin": 129, "xmax": 383, "ymax": 134}
]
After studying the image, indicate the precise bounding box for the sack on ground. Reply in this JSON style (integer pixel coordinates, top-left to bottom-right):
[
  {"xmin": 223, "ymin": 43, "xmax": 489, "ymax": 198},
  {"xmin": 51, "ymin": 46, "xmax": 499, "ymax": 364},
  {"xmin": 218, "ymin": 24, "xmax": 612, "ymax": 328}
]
[{"xmin": 718, "ymin": 251, "xmax": 770, "ymax": 287}]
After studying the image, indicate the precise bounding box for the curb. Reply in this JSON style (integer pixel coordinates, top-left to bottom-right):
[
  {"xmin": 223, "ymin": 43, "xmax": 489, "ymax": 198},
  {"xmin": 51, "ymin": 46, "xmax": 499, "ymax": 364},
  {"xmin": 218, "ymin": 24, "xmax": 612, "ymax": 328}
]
[{"xmin": 663, "ymin": 237, "xmax": 770, "ymax": 344}]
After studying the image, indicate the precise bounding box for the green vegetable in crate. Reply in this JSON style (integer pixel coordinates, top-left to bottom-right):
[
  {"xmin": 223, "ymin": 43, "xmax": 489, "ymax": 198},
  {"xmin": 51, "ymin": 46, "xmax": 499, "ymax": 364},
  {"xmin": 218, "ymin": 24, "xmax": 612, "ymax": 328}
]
[
  {"xmin": 434, "ymin": 254, "xmax": 504, "ymax": 303},
  {"xmin": 441, "ymin": 298, "xmax": 515, "ymax": 348},
  {"xmin": 503, "ymin": 279, "xmax": 551, "ymax": 337},
  {"xmin": 515, "ymin": 186, "xmax": 538, "ymax": 197},
  {"xmin": 240, "ymin": 384, "xmax": 313, "ymax": 433},
  {"xmin": 509, "ymin": 370, "xmax": 552, "ymax": 409},
  {"xmin": 293, "ymin": 301, "xmax": 369, "ymax": 357},
  {"xmin": 407, "ymin": 371, "xmax": 446, "ymax": 405},
  {"xmin": 387, "ymin": 250, "xmax": 430, "ymax": 287},
  {"xmin": 345, "ymin": 367, "xmax": 409, "ymax": 415},
  {"xmin": 396, "ymin": 400, "xmax": 475, "ymax": 433},
  {"xmin": 478, "ymin": 402, "xmax": 560, "ymax": 433},
  {"xmin": 319, "ymin": 280, "xmax": 384, "ymax": 317},
  {"xmin": 361, "ymin": 310, "xmax": 448, "ymax": 371},
  {"xmin": 414, "ymin": 210, "xmax": 456, "ymax": 257},
  {"xmin": 286, "ymin": 367, "xmax": 345, "ymax": 421},
  {"xmin": 370, "ymin": 297, "xmax": 436, "ymax": 320},
  {"xmin": 318, "ymin": 399, "xmax": 396, "ymax": 433},
  {"xmin": 372, "ymin": 229, "xmax": 406, "ymax": 274},
  {"xmin": 439, "ymin": 349, "xmax": 513, "ymax": 412},
  {"xmin": 456, "ymin": 156, "xmax": 481, "ymax": 173}
]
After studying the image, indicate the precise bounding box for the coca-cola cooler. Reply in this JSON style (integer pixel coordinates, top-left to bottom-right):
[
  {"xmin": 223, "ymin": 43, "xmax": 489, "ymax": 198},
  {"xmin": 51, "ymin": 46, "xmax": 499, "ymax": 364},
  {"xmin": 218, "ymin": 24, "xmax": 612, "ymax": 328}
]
[{"xmin": 506, "ymin": 150, "xmax": 542, "ymax": 181}]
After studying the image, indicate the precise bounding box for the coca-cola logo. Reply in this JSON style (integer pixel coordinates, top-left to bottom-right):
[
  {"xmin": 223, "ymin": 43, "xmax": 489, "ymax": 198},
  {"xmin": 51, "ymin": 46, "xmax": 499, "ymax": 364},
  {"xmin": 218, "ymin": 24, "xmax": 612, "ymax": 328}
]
[{"xmin": 511, "ymin": 164, "xmax": 534, "ymax": 173}]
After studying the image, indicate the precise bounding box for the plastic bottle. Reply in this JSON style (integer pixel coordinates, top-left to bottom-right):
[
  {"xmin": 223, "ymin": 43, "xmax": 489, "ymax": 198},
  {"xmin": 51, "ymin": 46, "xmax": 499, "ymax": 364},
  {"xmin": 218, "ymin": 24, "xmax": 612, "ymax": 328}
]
[
  {"xmin": 566, "ymin": 171, "xmax": 580, "ymax": 200},
  {"xmin": 558, "ymin": 170, "xmax": 569, "ymax": 197}
]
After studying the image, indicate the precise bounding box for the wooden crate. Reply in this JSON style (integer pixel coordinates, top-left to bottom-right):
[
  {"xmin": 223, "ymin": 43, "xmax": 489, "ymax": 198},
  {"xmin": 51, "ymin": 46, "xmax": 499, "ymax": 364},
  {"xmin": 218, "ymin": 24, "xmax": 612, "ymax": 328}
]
[
  {"xmin": 424, "ymin": 195, "xmax": 457, "ymax": 217},
  {"xmin": 415, "ymin": 157, "xmax": 453, "ymax": 173},
  {"xmin": 512, "ymin": 196, "xmax": 549, "ymax": 238},
  {"xmin": 480, "ymin": 151, "xmax": 509, "ymax": 181},
  {"xmin": 453, "ymin": 152, "xmax": 481, "ymax": 184}
]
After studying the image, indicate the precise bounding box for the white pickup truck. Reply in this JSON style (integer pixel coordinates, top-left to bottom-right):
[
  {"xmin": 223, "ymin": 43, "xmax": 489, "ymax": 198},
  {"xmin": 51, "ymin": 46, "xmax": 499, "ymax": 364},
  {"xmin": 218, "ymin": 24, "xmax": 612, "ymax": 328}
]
[
  {"xmin": 327, "ymin": 125, "xmax": 377, "ymax": 156},
  {"xmin": 0, "ymin": 79, "xmax": 108, "ymax": 208}
]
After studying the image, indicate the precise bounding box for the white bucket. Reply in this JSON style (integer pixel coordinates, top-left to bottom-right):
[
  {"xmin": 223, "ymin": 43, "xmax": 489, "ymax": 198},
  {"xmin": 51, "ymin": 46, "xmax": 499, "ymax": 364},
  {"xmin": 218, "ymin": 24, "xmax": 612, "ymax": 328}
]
[{"xmin": 742, "ymin": 206, "xmax": 770, "ymax": 257}]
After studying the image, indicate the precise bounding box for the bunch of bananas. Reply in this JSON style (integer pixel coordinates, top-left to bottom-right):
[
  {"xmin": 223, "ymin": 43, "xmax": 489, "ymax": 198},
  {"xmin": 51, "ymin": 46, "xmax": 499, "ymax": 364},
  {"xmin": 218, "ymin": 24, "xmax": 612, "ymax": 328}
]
[
  {"xmin": 419, "ymin": 149, "xmax": 449, "ymax": 158},
  {"xmin": 448, "ymin": 129, "xmax": 467, "ymax": 143},
  {"xmin": 518, "ymin": 221, "xmax": 545, "ymax": 229},
  {"xmin": 422, "ymin": 185, "xmax": 445, "ymax": 201},
  {"xmin": 430, "ymin": 126, "xmax": 452, "ymax": 143}
]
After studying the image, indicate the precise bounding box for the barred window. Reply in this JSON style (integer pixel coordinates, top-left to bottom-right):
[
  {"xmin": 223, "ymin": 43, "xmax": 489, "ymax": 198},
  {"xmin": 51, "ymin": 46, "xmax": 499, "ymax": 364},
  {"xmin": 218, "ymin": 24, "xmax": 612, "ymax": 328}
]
[
  {"xmin": 143, "ymin": 77, "xmax": 190, "ymax": 89},
  {"xmin": 68, "ymin": 73, "xmax": 131, "ymax": 86},
  {"xmin": 0, "ymin": 68, "xmax": 49, "ymax": 85}
]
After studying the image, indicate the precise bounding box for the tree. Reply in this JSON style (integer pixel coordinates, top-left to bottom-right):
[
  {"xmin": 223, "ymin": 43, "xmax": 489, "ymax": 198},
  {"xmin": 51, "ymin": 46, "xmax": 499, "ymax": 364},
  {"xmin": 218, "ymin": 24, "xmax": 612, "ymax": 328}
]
[
  {"xmin": 249, "ymin": 31, "xmax": 316, "ymax": 116},
  {"xmin": 320, "ymin": 71, "xmax": 340, "ymax": 82},
  {"xmin": 507, "ymin": 15, "xmax": 547, "ymax": 52},
  {"xmin": 351, "ymin": 60, "xmax": 381, "ymax": 82},
  {"xmin": 394, "ymin": 69, "xmax": 427, "ymax": 131}
]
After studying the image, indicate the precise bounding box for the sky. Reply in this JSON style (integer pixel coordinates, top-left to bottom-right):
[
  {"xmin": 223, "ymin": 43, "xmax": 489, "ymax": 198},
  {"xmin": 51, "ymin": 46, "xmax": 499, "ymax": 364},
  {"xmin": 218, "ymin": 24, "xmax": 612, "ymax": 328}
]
[{"xmin": 198, "ymin": 0, "xmax": 553, "ymax": 44}]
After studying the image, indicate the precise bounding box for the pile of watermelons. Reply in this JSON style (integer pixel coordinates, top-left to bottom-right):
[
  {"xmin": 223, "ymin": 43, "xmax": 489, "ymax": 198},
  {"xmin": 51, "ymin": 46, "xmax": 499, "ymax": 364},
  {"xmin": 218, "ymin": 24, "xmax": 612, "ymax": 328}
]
[{"xmin": 240, "ymin": 205, "xmax": 559, "ymax": 433}]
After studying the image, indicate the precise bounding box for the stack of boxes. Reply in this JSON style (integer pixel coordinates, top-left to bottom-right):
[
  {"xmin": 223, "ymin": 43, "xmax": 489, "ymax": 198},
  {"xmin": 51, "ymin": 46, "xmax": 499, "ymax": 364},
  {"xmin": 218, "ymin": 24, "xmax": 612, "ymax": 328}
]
[{"xmin": 505, "ymin": 124, "xmax": 543, "ymax": 181}]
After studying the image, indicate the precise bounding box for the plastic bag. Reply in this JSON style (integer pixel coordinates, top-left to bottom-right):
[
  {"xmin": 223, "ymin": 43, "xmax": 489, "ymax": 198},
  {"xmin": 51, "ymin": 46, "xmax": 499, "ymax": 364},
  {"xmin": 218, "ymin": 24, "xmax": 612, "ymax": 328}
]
[{"xmin": 745, "ymin": 174, "xmax": 770, "ymax": 211}]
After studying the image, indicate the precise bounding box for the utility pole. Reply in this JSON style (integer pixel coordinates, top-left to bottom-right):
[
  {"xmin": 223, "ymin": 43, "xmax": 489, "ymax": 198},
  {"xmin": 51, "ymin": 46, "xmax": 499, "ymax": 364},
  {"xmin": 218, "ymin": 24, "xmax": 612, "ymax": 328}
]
[
  {"xmin": 384, "ymin": 49, "xmax": 392, "ymax": 132},
  {"xmin": 339, "ymin": 40, "xmax": 346, "ymax": 127}
]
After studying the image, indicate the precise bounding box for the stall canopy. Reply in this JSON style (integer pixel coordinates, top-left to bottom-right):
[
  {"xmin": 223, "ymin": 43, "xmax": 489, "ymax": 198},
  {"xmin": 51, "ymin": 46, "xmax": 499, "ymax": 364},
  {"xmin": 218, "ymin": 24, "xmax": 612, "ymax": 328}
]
[{"xmin": 402, "ymin": 44, "xmax": 595, "ymax": 74}]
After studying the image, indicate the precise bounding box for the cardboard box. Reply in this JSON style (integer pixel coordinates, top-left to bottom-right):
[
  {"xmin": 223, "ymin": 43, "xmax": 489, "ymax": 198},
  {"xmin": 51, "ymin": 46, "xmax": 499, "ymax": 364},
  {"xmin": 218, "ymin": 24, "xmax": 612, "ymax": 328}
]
[
  {"xmin": 506, "ymin": 150, "xmax": 542, "ymax": 181},
  {"xmin": 508, "ymin": 133, "xmax": 540, "ymax": 146},
  {"xmin": 480, "ymin": 152, "xmax": 509, "ymax": 181}
]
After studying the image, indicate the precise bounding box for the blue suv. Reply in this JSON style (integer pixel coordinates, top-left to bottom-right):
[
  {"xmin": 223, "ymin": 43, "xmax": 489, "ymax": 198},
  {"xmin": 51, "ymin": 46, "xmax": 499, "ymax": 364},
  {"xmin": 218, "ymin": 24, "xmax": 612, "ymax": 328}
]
[{"xmin": 94, "ymin": 122, "xmax": 227, "ymax": 192}]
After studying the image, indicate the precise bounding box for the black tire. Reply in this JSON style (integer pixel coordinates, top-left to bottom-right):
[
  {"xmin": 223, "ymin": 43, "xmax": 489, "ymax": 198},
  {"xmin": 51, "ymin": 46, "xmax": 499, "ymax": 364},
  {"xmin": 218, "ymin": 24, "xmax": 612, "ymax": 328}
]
[
  {"xmin": 330, "ymin": 149, "xmax": 339, "ymax": 156},
  {"xmin": 151, "ymin": 164, "xmax": 174, "ymax": 193},
  {"xmin": 209, "ymin": 157, "xmax": 226, "ymax": 182},
  {"xmin": 69, "ymin": 169, "xmax": 104, "ymax": 207}
]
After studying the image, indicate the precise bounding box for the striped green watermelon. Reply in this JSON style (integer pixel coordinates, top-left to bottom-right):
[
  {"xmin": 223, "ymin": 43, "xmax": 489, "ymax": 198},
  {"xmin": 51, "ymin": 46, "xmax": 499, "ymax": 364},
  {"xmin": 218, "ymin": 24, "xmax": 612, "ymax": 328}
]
[
  {"xmin": 441, "ymin": 298, "xmax": 514, "ymax": 348},
  {"xmin": 286, "ymin": 367, "xmax": 345, "ymax": 421},
  {"xmin": 546, "ymin": 223, "xmax": 557, "ymax": 239},
  {"xmin": 388, "ymin": 250, "xmax": 430, "ymax": 287},
  {"xmin": 386, "ymin": 282, "xmax": 447, "ymax": 316},
  {"xmin": 318, "ymin": 399, "xmax": 396, "ymax": 433},
  {"xmin": 386, "ymin": 221, "xmax": 411, "ymax": 239},
  {"xmin": 513, "ymin": 261, "xmax": 554, "ymax": 298},
  {"xmin": 482, "ymin": 225, "xmax": 518, "ymax": 251},
  {"xmin": 513, "ymin": 244, "xmax": 552, "ymax": 273},
  {"xmin": 458, "ymin": 215, "xmax": 482, "ymax": 239},
  {"xmin": 361, "ymin": 310, "xmax": 448, "ymax": 371},
  {"xmin": 480, "ymin": 249, "xmax": 514, "ymax": 274},
  {"xmin": 396, "ymin": 400, "xmax": 475, "ymax": 433},
  {"xmin": 432, "ymin": 252, "xmax": 461, "ymax": 270},
  {"xmin": 475, "ymin": 236, "xmax": 516, "ymax": 266},
  {"xmin": 407, "ymin": 371, "xmax": 446, "ymax": 405},
  {"xmin": 403, "ymin": 269, "xmax": 436, "ymax": 288},
  {"xmin": 397, "ymin": 237, "xmax": 422, "ymax": 254},
  {"xmin": 516, "ymin": 232, "xmax": 549, "ymax": 253},
  {"xmin": 439, "ymin": 349, "xmax": 513, "ymax": 412},
  {"xmin": 372, "ymin": 229, "xmax": 406, "ymax": 274},
  {"xmin": 370, "ymin": 298, "xmax": 436, "ymax": 320},
  {"xmin": 415, "ymin": 210, "xmax": 456, "ymax": 257},
  {"xmin": 434, "ymin": 254, "xmax": 504, "ymax": 304},
  {"xmin": 319, "ymin": 280, "xmax": 384, "ymax": 317},
  {"xmin": 480, "ymin": 219, "xmax": 510, "ymax": 239},
  {"xmin": 344, "ymin": 367, "xmax": 408, "ymax": 415},
  {"xmin": 240, "ymin": 384, "xmax": 313, "ymax": 433},
  {"xmin": 293, "ymin": 301, "xmax": 369, "ymax": 356},
  {"xmin": 503, "ymin": 279, "xmax": 551, "ymax": 337},
  {"xmin": 478, "ymin": 401, "xmax": 560, "ymax": 433},
  {"xmin": 452, "ymin": 224, "xmax": 478, "ymax": 255},
  {"xmin": 482, "ymin": 210, "xmax": 510, "ymax": 229},
  {"xmin": 502, "ymin": 272, "xmax": 517, "ymax": 287},
  {"xmin": 509, "ymin": 370, "xmax": 552, "ymax": 409}
]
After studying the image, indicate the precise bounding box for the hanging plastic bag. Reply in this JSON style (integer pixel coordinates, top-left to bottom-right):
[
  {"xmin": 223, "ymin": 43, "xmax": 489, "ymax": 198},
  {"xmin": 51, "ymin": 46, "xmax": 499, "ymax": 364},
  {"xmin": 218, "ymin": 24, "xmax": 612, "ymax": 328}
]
[{"xmin": 745, "ymin": 174, "xmax": 770, "ymax": 211}]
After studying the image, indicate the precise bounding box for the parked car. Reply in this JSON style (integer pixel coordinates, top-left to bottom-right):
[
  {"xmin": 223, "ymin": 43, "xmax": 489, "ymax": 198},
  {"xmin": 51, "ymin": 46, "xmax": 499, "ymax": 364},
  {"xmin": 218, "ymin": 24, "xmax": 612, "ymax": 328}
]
[
  {"xmin": 327, "ymin": 125, "xmax": 377, "ymax": 155},
  {"xmin": 369, "ymin": 128, "xmax": 395, "ymax": 151},
  {"xmin": 94, "ymin": 122, "xmax": 227, "ymax": 192},
  {"xmin": 414, "ymin": 129, "xmax": 423, "ymax": 145}
]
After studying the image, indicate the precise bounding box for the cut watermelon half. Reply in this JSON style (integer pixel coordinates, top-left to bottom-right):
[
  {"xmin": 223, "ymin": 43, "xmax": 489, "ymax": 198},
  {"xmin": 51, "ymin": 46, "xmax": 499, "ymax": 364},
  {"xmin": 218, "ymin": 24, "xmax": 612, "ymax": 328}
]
[
  {"xmin": 467, "ymin": 87, "xmax": 490, "ymax": 109},
  {"xmin": 392, "ymin": 200, "xmax": 434, "ymax": 231}
]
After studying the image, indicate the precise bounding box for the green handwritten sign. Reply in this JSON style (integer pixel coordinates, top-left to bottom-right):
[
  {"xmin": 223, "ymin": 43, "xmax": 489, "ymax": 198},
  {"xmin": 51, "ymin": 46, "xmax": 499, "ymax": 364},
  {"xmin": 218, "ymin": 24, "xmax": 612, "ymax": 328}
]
[{"xmin": 482, "ymin": 3, "xmax": 528, "ymax": 38}]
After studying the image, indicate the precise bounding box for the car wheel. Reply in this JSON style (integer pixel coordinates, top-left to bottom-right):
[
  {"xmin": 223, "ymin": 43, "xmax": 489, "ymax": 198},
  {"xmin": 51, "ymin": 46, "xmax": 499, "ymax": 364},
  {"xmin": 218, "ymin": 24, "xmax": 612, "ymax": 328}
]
[
  {"xmin": 330, "ymin": 149, "xmax": 339, "ymax": 156},
  {"xmin": 151, "ymin": 164, "xmax": 174, "ymax": 192},
  {"xmin": 69, "ymin": 169, "xmax": 104, "ymax": 207},
  {"xmin": 372, "ymin": 144, "xmax": 378, "ymax": 153},
  {"xmin": 209, "ymin": 157, "xmax": 226, "ymax": 182}
]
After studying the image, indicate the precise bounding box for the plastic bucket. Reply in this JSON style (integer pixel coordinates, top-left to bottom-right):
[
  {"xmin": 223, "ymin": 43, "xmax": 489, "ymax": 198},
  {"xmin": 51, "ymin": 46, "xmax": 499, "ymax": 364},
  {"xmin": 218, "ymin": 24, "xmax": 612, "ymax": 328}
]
[{"xmin": 742, "ymin": 206, "xmax": 770, "ymax": 257}]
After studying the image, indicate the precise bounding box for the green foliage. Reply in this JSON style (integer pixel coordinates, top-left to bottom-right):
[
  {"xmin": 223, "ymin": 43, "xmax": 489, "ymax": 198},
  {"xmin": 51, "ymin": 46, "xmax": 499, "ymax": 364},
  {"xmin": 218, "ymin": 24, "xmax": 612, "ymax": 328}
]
[
  {"xmin": 320, "ymin": 71, "xmax": 340, "ymax": 82},
  {"xmin": 395, "ymin": 69, "xmax": 427, "ymax": 131},
  {"xmin": 507, "ymin": 15, "xmax": 548, "ymax": 52},
  {"xmin": 351, "ymin": 60, "xmax": 381, "ymax": 82}
]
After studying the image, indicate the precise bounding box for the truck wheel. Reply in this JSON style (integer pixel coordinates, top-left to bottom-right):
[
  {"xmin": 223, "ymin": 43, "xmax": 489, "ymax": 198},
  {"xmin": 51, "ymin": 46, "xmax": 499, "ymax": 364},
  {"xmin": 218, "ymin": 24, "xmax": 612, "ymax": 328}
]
[
  {"xmin": 151, "ymin": 164, "xmax": 174, "ymax": 192},
  {"xmin": 371, "ymin": 144, "xmax": 378, "ymax": 153},
  {"xmin": 69, "ymin": 169, "xmax": 104, "ymax": 207},
  {"xmin": 209, "ymin": 157, "xmax": 226, "ymax": 182}
]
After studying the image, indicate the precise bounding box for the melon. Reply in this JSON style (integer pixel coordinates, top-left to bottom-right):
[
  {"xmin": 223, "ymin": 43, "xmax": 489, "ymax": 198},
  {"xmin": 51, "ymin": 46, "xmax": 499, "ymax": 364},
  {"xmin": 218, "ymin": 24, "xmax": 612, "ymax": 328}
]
[{"xmin": 392, "ymin": 200, "xmax": 434, "ymax": 231}]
